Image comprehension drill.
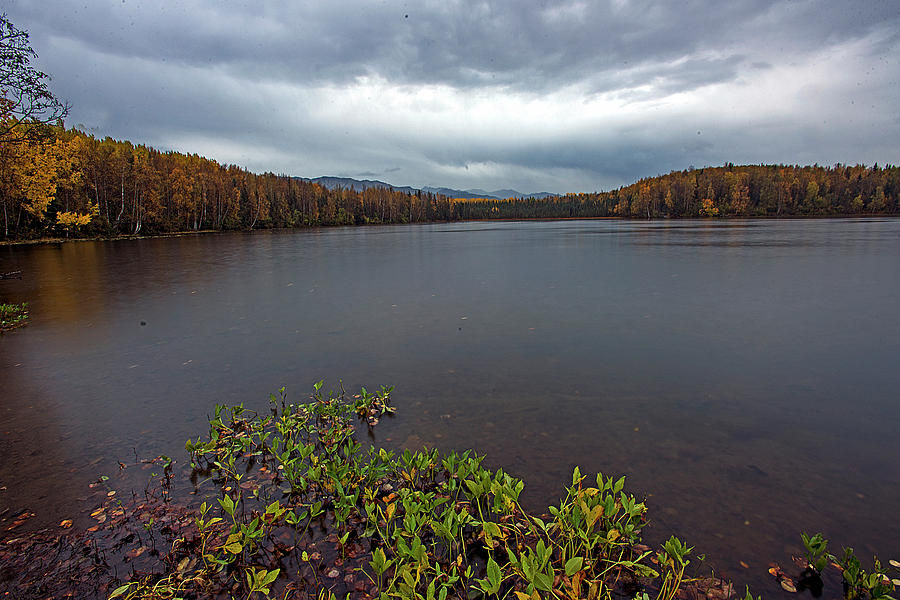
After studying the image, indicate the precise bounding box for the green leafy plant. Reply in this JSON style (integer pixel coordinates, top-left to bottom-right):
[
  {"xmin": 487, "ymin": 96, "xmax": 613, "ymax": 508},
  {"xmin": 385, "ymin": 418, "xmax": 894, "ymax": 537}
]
[
  {"xmin": 834, "ymin": 547, "xmax": 897, "ymax": 600},
  {"xmin": 107, "ymin": 381, "xmax": 731, "ymax": 600},
  {"xmin": 656, "ymin": 535, "xmax": 692, "ymax": 600},
  {"xmin": 0, "ymin": 302, "xmax": 28, "ymax": 331},
  {"xmin": 802, "ymin": 531, "xmax": 830, "ymax": 573}
]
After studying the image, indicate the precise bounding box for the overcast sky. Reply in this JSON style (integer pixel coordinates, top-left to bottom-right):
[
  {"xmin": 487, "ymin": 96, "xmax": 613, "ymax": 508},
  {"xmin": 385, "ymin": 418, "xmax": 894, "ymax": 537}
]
[{"xmin": 5, "ymin": 1, "xmax": 899, "ymax": 194}]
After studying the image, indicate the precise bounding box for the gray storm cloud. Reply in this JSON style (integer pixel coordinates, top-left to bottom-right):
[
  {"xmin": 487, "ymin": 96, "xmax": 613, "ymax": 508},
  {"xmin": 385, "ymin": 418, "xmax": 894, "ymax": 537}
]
[{"xmin": 5, "ymin": 0, "xmax": 899, "ymax": 193}]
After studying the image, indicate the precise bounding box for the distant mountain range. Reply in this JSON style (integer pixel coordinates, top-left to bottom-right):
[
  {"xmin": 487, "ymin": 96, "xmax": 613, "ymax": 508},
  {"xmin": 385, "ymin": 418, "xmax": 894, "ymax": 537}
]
[{"xmin": 298, "ymin": 176, "xmax": 557, "ymax": 200}]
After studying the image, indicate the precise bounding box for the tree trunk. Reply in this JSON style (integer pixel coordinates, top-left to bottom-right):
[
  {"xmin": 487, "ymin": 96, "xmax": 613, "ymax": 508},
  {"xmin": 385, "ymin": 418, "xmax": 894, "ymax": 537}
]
[{"xmin": 116, "ymin": 173, "xmax": 125, "ymax": 227}]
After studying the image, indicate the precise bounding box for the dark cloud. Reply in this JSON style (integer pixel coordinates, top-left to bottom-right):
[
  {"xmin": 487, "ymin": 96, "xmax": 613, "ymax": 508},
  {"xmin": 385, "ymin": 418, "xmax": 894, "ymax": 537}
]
[
  {"xmin": 15, "ymin": 1, "xmax": 897, "ymax": 92},
  {"xmin": 4, "ymin": 0, "xmax": 899, "ymax": 192}
]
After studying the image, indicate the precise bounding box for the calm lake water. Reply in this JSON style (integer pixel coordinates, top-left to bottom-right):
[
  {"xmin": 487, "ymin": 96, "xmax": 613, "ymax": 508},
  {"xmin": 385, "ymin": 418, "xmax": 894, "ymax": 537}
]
[{"xmin": 1, "ymin": 218, "xmax": 899, "ymax": 592}]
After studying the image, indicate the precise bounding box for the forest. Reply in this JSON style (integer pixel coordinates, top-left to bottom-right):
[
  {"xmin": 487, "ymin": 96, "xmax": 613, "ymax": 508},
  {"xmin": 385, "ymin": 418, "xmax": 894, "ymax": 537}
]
[
  {"xmin": 0, "ymin": 121, "xmax": 461, "ymax": 240},
  {"xmin": 1, "ymin": 121, "xmax": 899, "ymax": 241},
  {"xmin": 454, "ymin": 163, "xmax": 899, "ymax": 221}
]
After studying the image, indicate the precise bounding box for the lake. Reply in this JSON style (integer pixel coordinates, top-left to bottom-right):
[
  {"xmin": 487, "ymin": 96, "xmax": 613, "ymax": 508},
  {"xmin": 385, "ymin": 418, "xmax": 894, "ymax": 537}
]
[{"xmin": 1, "ymin": 218, "xmax": 898, "ymax": 593}]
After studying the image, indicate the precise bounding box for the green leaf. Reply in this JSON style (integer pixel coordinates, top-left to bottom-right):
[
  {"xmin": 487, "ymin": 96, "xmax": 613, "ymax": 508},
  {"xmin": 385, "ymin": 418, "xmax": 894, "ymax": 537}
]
[
  {"xmin": 507, "ymin": 548, "xmax": 520, "ymax": 569},
  {"xmin": 565, "ymin": 556, "xmax": 584, "ymax": 577},
  {"xmin": 218, "ymin": 494, "xmax": 235, "ymax": 516},
  {"xmin": 487, "ymin": 557, "xmax": 502, "ymax": 590},
  {"xmin": 534, "ymin": 571, "xmax": 554, "ymax": 592},
  {"xmin": 109, "ymin": 583, "xmax": 133, "ymax": 598},
  {"xmin": 632, "ymin": 563, "xmax": 659, "ymax": 578},
  {"xmin": 260, "ymin": 568, "xmax": 280, "ymax": 586}
]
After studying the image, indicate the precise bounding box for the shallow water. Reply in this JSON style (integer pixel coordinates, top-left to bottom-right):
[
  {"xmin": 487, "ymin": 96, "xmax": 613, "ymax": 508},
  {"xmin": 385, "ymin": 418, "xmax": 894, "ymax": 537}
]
[{"xmin": 1, "ymin": 218, "xmax": 898, "ymax": 593}]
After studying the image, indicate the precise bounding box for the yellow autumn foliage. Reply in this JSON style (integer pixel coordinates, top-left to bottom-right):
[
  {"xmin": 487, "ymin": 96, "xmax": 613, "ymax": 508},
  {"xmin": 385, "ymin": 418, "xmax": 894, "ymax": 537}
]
[
  {"xmin": 56, "ymin": 200, "xmax": 98, "ymax": 231},
  {"xmin": 1, "ymin": 123, "xmax": 82, "ymax": 224},
  {"xmin": 699, "ymin": 197, "xmax": 719, "ymax": 217}
]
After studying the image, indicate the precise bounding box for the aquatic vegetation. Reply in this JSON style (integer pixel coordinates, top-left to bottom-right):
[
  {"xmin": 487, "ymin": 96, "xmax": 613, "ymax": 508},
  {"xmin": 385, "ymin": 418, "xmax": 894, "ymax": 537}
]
[
  {"xmin": 769, "ymin": 534, "xmax": 898, "ymax": 600},
  {"xmin": 834, "ymin": 546, "xmax": 896, "ymax": 600},
  {"xmin": 106, "ymin": 383, "xmax": 709, "ymax": 600},
  {"xmin": 801, "ymin": 532, "xmax": 829, "ymax": 574},
  {"xmin": 656, "ymin": 536, "xmax": 692, "ymax": 600},
  {"xmin": 3, "ymin": 382, "xmax": 894, "ymax": 600},
  {"xmin": 0, "ymin": 301, "xmax": 29, "ymax": 331}
]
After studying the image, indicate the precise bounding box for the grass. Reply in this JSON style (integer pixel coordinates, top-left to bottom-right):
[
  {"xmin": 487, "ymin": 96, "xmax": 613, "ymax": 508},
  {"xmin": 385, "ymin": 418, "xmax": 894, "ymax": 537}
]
[{"xmin": 0, "ymin": 301, "xmax": 28, "ymax": 331}]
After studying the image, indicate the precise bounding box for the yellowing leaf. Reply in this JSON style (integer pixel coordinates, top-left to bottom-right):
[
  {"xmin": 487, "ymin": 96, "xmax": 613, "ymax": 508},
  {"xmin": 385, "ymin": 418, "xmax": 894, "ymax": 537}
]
[
  {"xmin": 224, "ymin": 542, "xmax": 243, "ymax": 554},
  {"xmin": 109, "ymin": 584, "xmax": 132, "ymax": 599},
  {"xmin": 780, "ymin": 579, "xmax": 797, "ymax": 593}
]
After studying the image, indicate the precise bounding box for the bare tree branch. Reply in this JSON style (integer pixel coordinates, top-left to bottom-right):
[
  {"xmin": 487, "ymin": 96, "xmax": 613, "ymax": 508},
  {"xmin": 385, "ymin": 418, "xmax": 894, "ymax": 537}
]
[{"xmin": 1, "ymin": 14, "xmax": 70, "ymax": 146}]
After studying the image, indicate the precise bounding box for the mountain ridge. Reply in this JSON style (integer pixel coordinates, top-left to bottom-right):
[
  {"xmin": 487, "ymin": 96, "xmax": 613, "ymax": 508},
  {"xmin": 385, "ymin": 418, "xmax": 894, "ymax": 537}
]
[{"xmin": 298, "ymin": 176, "xmax": 556, "ymax": 200}]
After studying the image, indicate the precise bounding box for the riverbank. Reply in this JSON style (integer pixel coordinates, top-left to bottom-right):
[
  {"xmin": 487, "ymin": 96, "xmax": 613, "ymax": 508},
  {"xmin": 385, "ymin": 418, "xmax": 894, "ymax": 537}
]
[
  {"xmin": 1, "ymin": 384, "xmax": 895, "ymax": 600},
  {"xmin": 0, "ymin": 228, "xmax": 226, "ymax": 246},
  {"xmin": 2, "ymin": 214, "xmax": 898, "ymax": 247}
]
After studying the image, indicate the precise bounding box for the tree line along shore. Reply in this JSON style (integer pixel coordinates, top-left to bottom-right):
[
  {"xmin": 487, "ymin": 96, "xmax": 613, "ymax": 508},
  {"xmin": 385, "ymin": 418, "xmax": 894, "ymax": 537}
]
[{"xmin": 2, "ymin": 122, "xmax": 898, "ymax": 242}]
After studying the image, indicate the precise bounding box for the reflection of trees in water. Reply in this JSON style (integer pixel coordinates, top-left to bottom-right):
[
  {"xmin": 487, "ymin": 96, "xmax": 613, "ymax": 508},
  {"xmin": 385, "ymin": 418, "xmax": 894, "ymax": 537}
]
[{"xmin": 27, "ymin": 242, "xmax": 104, "ymax": 327}]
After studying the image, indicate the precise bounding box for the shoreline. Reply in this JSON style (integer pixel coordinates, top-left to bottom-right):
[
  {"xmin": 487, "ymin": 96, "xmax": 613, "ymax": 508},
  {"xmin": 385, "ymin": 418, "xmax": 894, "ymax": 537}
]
[
  {"xmin": 2, "ymin": 213, "xmax": 897, "ymax": 247},
  {"xmin": 1, "ymin": 385, "xmax": 893, "ymax": 600}
]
